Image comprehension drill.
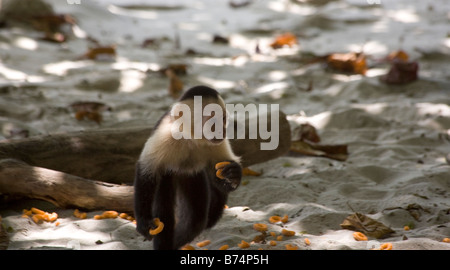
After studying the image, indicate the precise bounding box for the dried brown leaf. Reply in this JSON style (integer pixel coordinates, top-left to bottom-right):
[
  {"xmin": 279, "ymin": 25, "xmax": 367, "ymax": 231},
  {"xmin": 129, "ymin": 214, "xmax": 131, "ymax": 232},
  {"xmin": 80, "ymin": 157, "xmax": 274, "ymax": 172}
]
[
  {"xmin": 380, "ymin": 60, "xmax": 418, "ymax": 85},
  {"xmin": 326, "ymin": 52, "xmax": 367, "ymax": 75},
  {"xmin": 340, "ymin": 212, "xmax": 394, "ymax": 239},
  {"xmin": 290, "ymin": 140, "xmax": 348, "ymax": 161}
]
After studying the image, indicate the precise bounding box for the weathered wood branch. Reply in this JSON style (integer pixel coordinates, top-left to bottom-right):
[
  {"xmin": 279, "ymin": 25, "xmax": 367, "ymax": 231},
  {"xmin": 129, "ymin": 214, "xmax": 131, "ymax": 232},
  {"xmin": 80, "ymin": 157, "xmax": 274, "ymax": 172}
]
[
  {"xmin": 0, "ymin": 110, "xmax": 291, "ymax": 211},
  {"xmin": 0, "ymin": 159, "xmax": 134, "ymax": 212}
]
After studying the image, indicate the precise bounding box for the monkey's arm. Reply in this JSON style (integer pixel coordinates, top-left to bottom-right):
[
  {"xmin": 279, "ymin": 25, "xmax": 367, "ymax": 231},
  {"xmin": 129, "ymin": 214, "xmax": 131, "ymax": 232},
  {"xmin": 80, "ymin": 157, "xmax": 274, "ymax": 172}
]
[
  {"xmin": 134, "ymin": 163, "xmax": 158, "ymax": 240},
  {"xmin": 215, "ymin": 161, "xmax": 242, "ymax": 192}
]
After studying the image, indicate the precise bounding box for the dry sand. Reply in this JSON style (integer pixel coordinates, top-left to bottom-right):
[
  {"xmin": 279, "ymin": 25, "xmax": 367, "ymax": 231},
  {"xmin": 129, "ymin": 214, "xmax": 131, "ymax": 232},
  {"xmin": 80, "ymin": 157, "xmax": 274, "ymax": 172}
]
[{"xmin": 1, "ymin": 0, "xmax": 450, "ymax": 250}]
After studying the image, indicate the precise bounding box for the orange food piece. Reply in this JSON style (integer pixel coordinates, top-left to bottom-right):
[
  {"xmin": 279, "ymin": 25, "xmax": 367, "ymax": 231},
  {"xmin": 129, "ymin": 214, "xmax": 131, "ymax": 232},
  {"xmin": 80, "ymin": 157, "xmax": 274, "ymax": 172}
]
[
  {"xmin": 281, "ymin": 229, "xmax": 295, "ymax": 236},
  {"xmin": 281, "ymin": 215, "xmax": 289, "ymax": 223},
  {"xmin": 403, "ymin": 225, "xmax": 410, "ymax": 231},
  {"xmin": 379, "ymin": 243, "xmax": 393, "ymax": 250},
  {"xmin": 304, "ymin": 238, "xmax": 311, "ymax": 245},
  {"xmin": 219, "ymin": 245, "xmax": 229, "ymax": 250},
  {"xmin": 242, "ymin": 167, "xmax": 261, "ymax": 176},
  {"xmin": 253, "ymin": 223, "xmax": 268, "ymax": 232},
  {"xmin": 285, "ymin": 244, "xmax": 299, "ymax": 250},
  {"xmin": 55, "ymin": 221, "xmax": 60, "ymax": 226},
  {"xmin": 215, "ymin": 161, "xmax": 231, "ymax": 170},
  {"xmin": 326, "ymin": 52, "xmax": 367, "ymax": 75},
  {"xmin": 196, "ymin": 240, "xmax": 211, "ymax": 248},
  {"xmin": 270, "ymin": 232, "xmax": 277, "ymax": 237},
  {"xmin": 32, "ymin": 214, "xmax": 44, "ymax": 224},
  {"xmin": 238, "ymin": 240, "xmax": 250, "ymax": 249},
  {"xmin": 31, "ymin": 207, "xmax": 45, "ymax": 215},
  {"xmin": 443, "ymin": 238, "xmax": 450, "ymax": 243},
  {"xmin": 149, "ymin": 218, "xmax": 164, "ymax": 235},
  {"xmin": 270, "ymin": 33, "xmax": 298, "ymax": 49},
  {"xmin": 47, "ymin": 212, "xmax": 58, "ymax": 222},
  {"xmin": 22, "ymin": 209, "xmax": 32, "ymax": 217},
  {"xmin": 181, "ymin": 244, "xmax": 195, "ymax": 250},
  {"xmin": 119, "ymin": 213, "xmax": 129, "ymax": 219},
  {"xmin": 102, "ymin": 211, "xmax": 119, "ymax": 219},
  {"xmin": 216, "ymin": 169, "xmax": 225, "ymax": 179},
  {"xmin": 276, "ymin": 235, "xmax": 283, "ymax": 241},
  {"xmin": 269, "ymin": 240, "xmax": 277, "ymax": 246},
  {"xmin": 74, "ymin": 209, "xmax": 87, "ymax": 219},
  {"xmin": 269, "ymin": 216, "xmax": 281, "ymax": 223},
  {"xmin": 353, "ymin": 232, "xmax": 368, "ymax": 241}
]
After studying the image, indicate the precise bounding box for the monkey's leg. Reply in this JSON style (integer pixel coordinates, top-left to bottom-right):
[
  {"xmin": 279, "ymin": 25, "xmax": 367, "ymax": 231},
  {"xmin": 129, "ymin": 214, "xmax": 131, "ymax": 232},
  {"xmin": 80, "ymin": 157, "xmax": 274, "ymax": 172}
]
[
  {"xmin": 134, "ymin": 163, "xmax": 158, "ymax": 240},
  {"xmin": 172, "ymin": 174, "xmax": 210, "ymax": 250},
  {"xmin": 152, "ymin": 175, "xmax": 176, "ymax": 250},
  {"xmin": 206, "ymin": 183, "xmax": 228, "ymax": 229}
]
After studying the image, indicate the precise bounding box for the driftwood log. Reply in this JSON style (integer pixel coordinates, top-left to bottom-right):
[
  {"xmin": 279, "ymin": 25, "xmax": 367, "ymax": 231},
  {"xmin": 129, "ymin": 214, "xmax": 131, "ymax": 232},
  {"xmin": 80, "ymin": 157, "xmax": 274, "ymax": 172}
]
[{"xmin": 0, "ymin": 110, "xmax": 291, "ymax": 212}]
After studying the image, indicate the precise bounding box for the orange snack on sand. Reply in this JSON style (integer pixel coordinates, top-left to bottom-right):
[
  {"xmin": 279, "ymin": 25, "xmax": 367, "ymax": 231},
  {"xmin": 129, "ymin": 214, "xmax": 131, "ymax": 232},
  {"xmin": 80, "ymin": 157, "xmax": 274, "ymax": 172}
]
[
  {"xmin": 31, "ymin": 207, "xmax": 45, "ymax": 215},
  {"xmin": 285, "ymin": 244, "xmax": 299, "ymax": 250},
  {"xmin": 219, "ymin": 245, "xmax": 229, "ymax": 250},
  {"xmin": 73, "ymin": 209, "xmax": 87, "ymax": 219},
  {"xmin": 269, "ymin": 216, "xmax": 281, "ymax": 223},
  {"xmin": 196, "ymin": 240, "xmax": 211, "ymax": 248},
  {"xmin": 276, "ymin": 235, "xmax": 283, "ymax": 241},
  {"xmin": 269, "ymin": 240, "xmax": 277, "ymax": 246},
  {"xmin": 102, "ymin": 211, "xmax": 119, "ymax": 219},
  {"xmin": 253, "ymin": 223, "xmax": 268, "ymax": 232},
  {"xmin": 181, "ymin": 244, "xmax": 195, "ymax": 250},
  {"xmin": 281, "ymin": 215, "xmax": 289, "ymax": 223},
  {"xmin": 304, "ymin": 238, "xmax": 311, "ymax": 245},
  {"xmin": 443, "ymin": 238, "xmax": 450, "ymax": 243},
  {"xmin": 281, "ymin": 229, "xmax": 295, "ymax": 236},
  {"xmin": 238, "ymin": 240, "xmax": 250, "ymax": 249},
  {"xmin": 353, "ymin": 232, "xmax": 368, "ymax": 241},
  {"xmin": 379, "ymin": 243, "xmax": 393, "ymax": 250},
  {"xmin": 47, "ymin": 212, "xmax": 58, "ymax": 222},
  {"xmin": 149, "ymin": 218, "xmax": 164, "ymax": 235}
]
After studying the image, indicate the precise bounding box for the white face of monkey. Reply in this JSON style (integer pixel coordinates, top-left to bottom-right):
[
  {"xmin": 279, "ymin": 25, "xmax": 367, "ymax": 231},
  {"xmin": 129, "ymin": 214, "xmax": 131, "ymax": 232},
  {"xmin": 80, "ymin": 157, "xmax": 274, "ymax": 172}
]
[{"xmin": 169, "ymin": 96, "xmax": 228, "ymax": 144}]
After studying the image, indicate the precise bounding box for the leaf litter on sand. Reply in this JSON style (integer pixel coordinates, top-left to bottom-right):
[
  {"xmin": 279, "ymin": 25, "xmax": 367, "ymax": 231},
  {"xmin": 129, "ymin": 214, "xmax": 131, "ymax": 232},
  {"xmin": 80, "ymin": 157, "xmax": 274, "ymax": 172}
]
[{"xmin": 340, "ymin": 212, "xmax": 394, "ymax": 239}]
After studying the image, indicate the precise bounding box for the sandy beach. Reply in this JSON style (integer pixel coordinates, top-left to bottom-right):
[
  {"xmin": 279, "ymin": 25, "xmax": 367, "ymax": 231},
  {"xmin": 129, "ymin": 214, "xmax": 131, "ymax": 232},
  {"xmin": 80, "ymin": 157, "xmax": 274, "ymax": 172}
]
[{"xmin": 1, "ymin": 0, "xmax": 450, "ymax": 250}]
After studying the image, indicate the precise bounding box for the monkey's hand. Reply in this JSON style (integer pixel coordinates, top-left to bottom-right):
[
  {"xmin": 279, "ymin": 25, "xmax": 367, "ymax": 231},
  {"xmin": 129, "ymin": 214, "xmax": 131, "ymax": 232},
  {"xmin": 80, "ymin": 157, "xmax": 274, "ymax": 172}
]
[{"xmin": 215, "ymin": 161, "xmax": 242, "ymax": 191}]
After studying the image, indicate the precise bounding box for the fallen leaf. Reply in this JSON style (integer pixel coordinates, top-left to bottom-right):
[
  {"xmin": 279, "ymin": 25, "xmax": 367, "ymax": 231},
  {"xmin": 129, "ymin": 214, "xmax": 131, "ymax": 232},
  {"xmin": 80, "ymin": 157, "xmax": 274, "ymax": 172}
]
[
  {"xmin": 229, "ymin": 0, "xmax": 252, "ymax": 8},
  {"xmin": 212, "ymin": 34, "xmax": 229, "ymax": 44},
  {"xmin": 270, "ymin": 32, "xmax": 298, "ymax": 49},
  {"xmin": 340, "ymin": 212, "xmax": 394, "ymax": 239},
  {"xmin": 290, "ymin": 140, "xmax": 348, "ymax": 161},
  {"xmin": 326, "ymin": 52, "xmax": 367, "ymax": 75},
  {"xmin": 380, "ymin": 60, "xmax": 418, "ymax": 84},
  {"xmin": 294, "ymin": 123, "xmax": 321, "ymax": 143},
  {"xmin": 81, "ymin": 45, "xmax": 116, "ymax": 61},
  {"xmin": 70, "ymin": 101, "xmax": 111, "ymax": 124}
]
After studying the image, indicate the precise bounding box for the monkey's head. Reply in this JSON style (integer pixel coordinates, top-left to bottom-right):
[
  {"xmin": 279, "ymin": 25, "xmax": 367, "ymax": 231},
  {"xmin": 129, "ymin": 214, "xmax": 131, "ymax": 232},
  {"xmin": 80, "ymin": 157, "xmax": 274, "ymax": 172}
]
[{"xmin": 169, "ymin": 86, "xmax": 228, "ymax": 145}]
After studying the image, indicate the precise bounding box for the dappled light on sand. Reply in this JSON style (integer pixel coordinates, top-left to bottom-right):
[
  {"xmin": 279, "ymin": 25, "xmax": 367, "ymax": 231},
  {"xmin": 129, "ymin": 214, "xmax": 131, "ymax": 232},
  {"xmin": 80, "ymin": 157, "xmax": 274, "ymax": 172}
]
[{"xmin": 0, "ymin": 0, "xmax": 450, "ymax": 251}]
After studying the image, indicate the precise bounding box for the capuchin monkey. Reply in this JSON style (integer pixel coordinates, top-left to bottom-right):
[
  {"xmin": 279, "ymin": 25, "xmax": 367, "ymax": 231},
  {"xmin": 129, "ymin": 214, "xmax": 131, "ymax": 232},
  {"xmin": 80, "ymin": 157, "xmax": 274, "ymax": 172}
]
[{"xmin": 134, "ymin": 85, "xmax": 242, "ymax": 250}]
